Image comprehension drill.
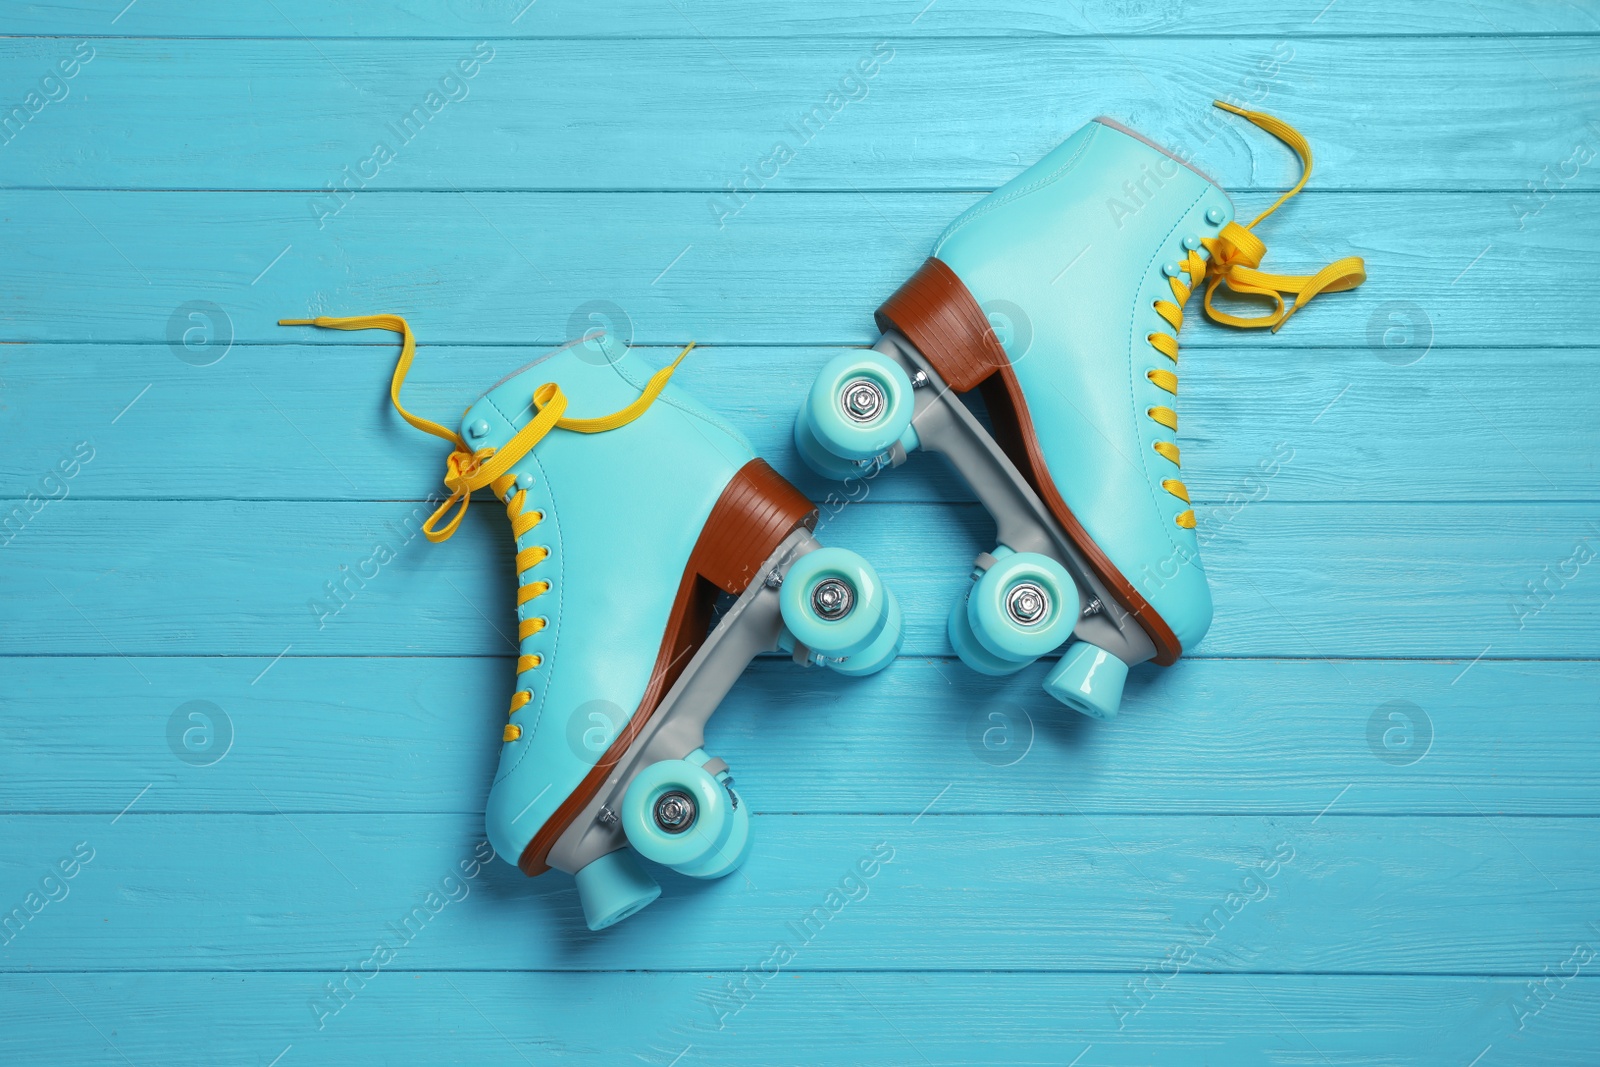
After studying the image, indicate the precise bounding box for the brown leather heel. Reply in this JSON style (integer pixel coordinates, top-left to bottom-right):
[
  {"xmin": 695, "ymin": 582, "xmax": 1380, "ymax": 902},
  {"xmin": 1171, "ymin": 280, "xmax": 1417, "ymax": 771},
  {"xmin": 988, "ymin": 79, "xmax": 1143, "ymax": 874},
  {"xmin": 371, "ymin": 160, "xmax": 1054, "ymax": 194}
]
[
  {"xmin": 694, "ymin": 459, "xmax": 818, "ymax": 595},
  {"xmin": 518, "ymin": 459, "xmax": 817, "ymax": 877},
  {"xmin": 875, "ymin": 257, "xmax": 1010, "ymax": 392}
]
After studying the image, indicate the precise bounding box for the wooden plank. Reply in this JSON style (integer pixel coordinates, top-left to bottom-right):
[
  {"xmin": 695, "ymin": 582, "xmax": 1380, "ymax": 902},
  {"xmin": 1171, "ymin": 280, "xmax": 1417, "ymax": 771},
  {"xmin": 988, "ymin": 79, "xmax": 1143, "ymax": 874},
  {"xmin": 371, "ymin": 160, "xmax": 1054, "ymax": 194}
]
[
  {"xmin": 1, "ymin": 500, "xmax": 1594, "ymax": 658},
  {"xmin": 1, "ymin": 973, "xmax": 1592, "ymax": 1065},
  {"xmin": 2, "ymin": 343, "xmax": 1594, "ymax": 504},
  {"xmin": 11, "ymin": 0, "xmax": 1597, "ymax": 37},
  {"xmin": 0, "ymin": 191, "xmax": 1575, "ymax": 347},
  {"xmin": 1, "ymin": 656, "xmax": 1594, "ymax": 815},
  {"xmin": 4, "ymin": 38, "xmax": 1598, "ymax": 191},
  {"xmin": 0, "ymin": 812, "xmax": 1593, "ymax": 972}
]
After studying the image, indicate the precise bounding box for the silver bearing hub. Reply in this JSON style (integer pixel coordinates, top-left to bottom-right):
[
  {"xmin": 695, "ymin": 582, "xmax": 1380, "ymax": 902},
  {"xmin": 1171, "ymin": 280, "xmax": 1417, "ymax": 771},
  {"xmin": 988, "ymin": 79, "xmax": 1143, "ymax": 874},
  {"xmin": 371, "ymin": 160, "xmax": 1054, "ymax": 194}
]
[
  {"xmin": 1006, "ymin": 581, "xmax": 1050, "ymax": 626},
  {"xmin": 811, "ymin": 577, "xmax": 854, "ymax": 620},
  {"xmin": 653, "ymin": 790, "xmax": 696, "ymax": 834},
  {"xmin": 840, "ymin": 377, "xmax": 886, "ymax": 423}
]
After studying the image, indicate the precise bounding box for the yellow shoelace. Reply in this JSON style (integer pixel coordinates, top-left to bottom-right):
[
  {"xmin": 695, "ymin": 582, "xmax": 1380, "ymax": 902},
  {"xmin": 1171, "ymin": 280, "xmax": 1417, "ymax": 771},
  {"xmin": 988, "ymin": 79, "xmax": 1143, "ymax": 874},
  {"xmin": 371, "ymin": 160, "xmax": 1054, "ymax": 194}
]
[
  {"xmin": 1147, "ymin": 101, "xmax": 1367, "ymax": 528},
  {"xmin": 279, "ymin": 314, "xmax": 691, "ymax": 741}
]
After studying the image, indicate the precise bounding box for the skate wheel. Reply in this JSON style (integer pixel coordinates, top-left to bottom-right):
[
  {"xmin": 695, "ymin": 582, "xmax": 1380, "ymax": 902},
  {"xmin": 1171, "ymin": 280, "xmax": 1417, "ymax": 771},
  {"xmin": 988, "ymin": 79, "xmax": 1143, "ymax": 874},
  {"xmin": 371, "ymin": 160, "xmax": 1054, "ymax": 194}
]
[
  {"xmin": 672, "ymin": 773, "xmax": 752, "ymax": 879},
  {"xmin": 574, "ymin": 849, "xmax": 661, "ymax": 931},
  {"xmin": 794, "ymin": 404, "xmax": 869, "ymax": 481},
  {"xmin": 829, "ymin": 589, "xmax": 903, "ymax": 676},
  {"xmin": 1043, "ymin": 640, "xmax": 1129, "ymax": 720},
  {"xmin": 622, "ymin": 759, "xmax": 736, "ymax": 874},
  {"xmin": 948, "ymin": 596, "xmax": 1028, "ymax": 676},
  {"xmin": 803, "ymin": 351, "xmax": 915, "ymax": 462},
  {"xmin": 779, "ymin": 546, "xmax": 890, "ymax": 659},
  {"xmin": 967, "ymin": 552, "xmax": 1078, "ymax": 663}
]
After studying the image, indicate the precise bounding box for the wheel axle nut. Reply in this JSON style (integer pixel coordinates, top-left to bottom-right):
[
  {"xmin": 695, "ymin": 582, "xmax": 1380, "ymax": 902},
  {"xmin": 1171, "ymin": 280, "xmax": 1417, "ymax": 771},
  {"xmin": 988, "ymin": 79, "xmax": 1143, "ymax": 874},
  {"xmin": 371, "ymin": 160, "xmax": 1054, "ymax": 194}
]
[
  {"xmin": 840, "ymin": 378, "xmax": 886, "ymax": 423},
  {"xmin": 1006, "ymin": 581, "xmax": 1050, "ymax": 626},
  {"xmin": 653, "ymin": 790, "xmax": 696, "ymax": 834},
  {"xmin": 811, "ymin": 577, "xmax": 854, "ymax": 620}
]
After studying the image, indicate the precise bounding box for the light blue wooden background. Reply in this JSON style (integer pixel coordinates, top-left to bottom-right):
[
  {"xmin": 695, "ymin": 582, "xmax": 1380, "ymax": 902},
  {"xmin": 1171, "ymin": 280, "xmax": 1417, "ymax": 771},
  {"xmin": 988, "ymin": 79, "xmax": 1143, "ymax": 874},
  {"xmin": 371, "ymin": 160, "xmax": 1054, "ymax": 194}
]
[{"xmin": 2, "ymin": 2, "xmax": 1597, "ymax": 1064}]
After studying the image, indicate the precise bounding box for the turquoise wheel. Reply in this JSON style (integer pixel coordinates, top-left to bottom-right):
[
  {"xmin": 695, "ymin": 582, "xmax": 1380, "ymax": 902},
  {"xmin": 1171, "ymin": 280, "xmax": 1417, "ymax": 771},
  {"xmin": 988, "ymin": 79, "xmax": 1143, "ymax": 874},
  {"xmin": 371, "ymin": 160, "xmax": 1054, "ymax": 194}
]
[
  {"xmin": 948, "ymin": 596, "xmax": 1028, "ymax": 676},
  {"xmin": 830, "ymin": 589, "xmax": 904, "ymax": 676},
  {"xmin": 779, "ymin": 546, "xmax": 889, "ymax": 659},
  {"xmin": 967, "ymin": 552, "xmax": 1078, "ymax": 664},
  {"xmin": 672, "ymin": 773, "xmax": 752, "ymax": 879},
  {"xmin": 803, "ymin": 350, "xmax": 915, "ymax": 462},
  {"xmin": 794, "ymin": 404, "xmax": 869, "ymax": 481},
  {"xmin": 621, "ymin": 759, "xmax": 734, "ymax": 874}
]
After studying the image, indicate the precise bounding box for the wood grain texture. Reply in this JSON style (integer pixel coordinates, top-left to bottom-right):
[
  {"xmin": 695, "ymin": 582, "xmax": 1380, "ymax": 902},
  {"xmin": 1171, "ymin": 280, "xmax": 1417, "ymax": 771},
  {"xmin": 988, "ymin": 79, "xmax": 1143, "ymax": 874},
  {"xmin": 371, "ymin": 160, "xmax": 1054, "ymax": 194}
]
[
  {"xmin": 1, "ymin": 656, "xmax": 1594, "ymax": 815},
  {"xmin": 0, "ymin": 190, "xmax": 1575, "ymax": 347},
  {"xmin": 12, "ymin": 0, "xmax": 1599, "ymax": 37},
  {"xmin": 2, "ymin": 974, "xmax": 1594, "ymax": 1066},
  {"xmin": 2, "ymin": 344, "xmax": 1592, "ymax": 503},
  {"xmin": 0, "ymin": 812, "xmax": 1594, "ymax": 973},
  {"xmin": 2, "ymin": 500, "xmax": 1595, "ymax": 657},
  {"xmin": 3, "ymin": 37, "xmax": 1597, "ymax": 191},
  {"xmin": 1, "ymin": 7, "xmax": 1595, "ymax": 1065}
]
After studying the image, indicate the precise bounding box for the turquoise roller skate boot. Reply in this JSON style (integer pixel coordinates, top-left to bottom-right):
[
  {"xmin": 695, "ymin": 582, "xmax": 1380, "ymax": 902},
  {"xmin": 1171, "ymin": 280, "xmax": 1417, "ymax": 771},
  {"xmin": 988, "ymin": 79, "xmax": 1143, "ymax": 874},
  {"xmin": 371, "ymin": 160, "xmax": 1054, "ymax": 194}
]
[
  {"xmin": 281, "ymin": 314, "xmax": 903, "ymax": 931},
  {"xmin": 796, "ymin": 103, "xmax": 1365, "ymax": 719}
]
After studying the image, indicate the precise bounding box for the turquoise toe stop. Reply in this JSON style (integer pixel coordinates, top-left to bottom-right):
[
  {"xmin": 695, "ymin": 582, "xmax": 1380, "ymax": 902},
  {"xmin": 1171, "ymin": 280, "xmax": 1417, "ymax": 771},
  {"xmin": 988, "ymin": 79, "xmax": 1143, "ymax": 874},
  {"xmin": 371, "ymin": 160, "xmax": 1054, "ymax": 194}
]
[
  {"xmin": 574, "ymin": 849, "xmax": 661, "ymax": 931},
  {"xmin": 1043, "ymin": 641, "xmax": 1129, "ymax": 720}
]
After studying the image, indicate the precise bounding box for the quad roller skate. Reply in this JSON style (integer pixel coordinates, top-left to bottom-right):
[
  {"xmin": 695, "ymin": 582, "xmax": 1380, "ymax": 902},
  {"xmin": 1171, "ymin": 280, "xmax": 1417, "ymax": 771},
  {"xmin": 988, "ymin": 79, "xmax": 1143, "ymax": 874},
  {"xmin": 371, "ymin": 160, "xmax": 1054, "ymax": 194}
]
[
  {"xmin": 795, "ymin": 103, "xmax": 1365, "ymax": 719},
  {"xmin": 282, "ymin": 315, "xmax": 902, "ymax": 930}
]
